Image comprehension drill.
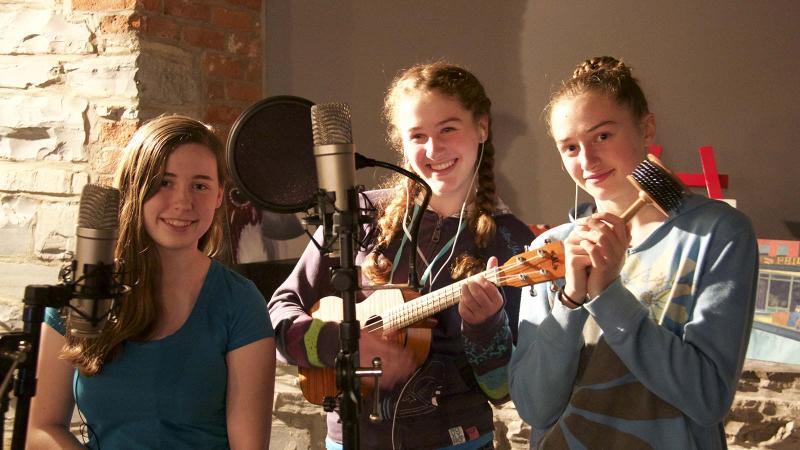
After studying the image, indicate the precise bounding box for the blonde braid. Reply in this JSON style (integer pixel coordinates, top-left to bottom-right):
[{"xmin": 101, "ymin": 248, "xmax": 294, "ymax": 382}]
[
  {"xmin": 369, "ymin": 60, "xmax": 501, "ymax": 284},
  {"xmin": 450, "ymin": 139, "xmax": 498, "ymax": 280},
  {"xmin": 362, "ymin": 174, "xmax": 419, "ymax": 284}
]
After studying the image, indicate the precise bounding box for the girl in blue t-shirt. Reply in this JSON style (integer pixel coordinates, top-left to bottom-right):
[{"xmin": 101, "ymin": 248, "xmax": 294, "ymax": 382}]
[{"xmin": 28, "ymin": 115, "xmax": 276, "ymax": 449}]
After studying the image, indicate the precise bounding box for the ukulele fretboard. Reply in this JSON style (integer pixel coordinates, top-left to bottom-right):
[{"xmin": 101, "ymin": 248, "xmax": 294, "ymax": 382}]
[{"xmin": 381, "ymin": 270, "xmax": 499, "ymax": 333}]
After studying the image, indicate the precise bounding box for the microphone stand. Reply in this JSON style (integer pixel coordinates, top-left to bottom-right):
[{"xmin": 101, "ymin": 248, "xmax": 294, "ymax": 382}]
[
  {"xmin": 306, "ymin": 186, "xmax": 365, "ymax": 449},
  {"xmin": 330, "ymin": 186, "xmax": 362, "ymax": 450},
  {"xmin": 335, "ymin": 156, "xmax": 431, "ymax": 449},
  {"xmin": 1, "ymin": 262, "xmax": 127, "ymax": 450},
  {"xmin": 0, "ymin": 283, "xmax": 72, "ymax": 450},
  {"xmin": 307, "ymin": 155, "xmax": 432, "ymax": 450}
]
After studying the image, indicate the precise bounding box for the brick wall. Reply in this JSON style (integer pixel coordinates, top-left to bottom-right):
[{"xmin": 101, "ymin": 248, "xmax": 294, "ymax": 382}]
[
  {"xmin": 138, "ymin": 0, "xmax": 263, "ymax": 137},
  {"xmin": 0, "ymin": 0, "xmax": 263, "ymax": 325}
]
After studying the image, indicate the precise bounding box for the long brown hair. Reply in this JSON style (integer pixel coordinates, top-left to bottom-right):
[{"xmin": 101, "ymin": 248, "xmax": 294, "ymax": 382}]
[
  {"xmin": 62, "ymin": 115, "xmax": 228, "ymax": 375},
  {"xmin": 363, "ymin": 61, "xmax": 498, "ymax": 284}
]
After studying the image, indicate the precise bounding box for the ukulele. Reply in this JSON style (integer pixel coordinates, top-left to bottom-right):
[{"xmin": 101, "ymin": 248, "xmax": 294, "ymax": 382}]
[{"xmin": 298, "ymin": 240, "xmax": 565, "ymax": 405}]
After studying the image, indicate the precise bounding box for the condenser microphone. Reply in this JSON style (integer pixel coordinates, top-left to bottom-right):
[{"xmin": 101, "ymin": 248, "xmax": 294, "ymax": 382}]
[
  {"xmin": 310, "ymin": 102, "xmax": 358, "ymax": 255},
  {"xmin": 67, "ymin": 184, "xmax": 121, "ymax": 338}
]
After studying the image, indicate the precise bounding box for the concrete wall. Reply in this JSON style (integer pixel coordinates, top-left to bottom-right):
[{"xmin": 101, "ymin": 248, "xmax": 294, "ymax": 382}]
[
  {"xmin": 264, "ymin": 0, "xmax": 800, "ymax": 243},
  {"xmin": 263, "ymin": 2, "xmax": 800, "ymax": 447}
]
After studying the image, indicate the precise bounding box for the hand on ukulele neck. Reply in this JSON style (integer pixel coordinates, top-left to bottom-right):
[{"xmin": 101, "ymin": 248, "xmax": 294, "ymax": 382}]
[{"xmin": 459, "ymin": 256, "xmax": 503, "ymax": 325}]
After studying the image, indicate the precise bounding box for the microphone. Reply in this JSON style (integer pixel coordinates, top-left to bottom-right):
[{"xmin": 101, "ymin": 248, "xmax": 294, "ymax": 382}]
[
  {"xmin": 67, "ymin": 184, "xmax": 121, "ymax": 338},
  {"xmin": 310, "ymin": 102, "xmax": 358, "ymax": 256}
]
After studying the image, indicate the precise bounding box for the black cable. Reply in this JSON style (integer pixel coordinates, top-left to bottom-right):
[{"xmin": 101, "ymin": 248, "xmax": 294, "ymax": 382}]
[{"xmin": 73, "ymin": 369, "xmax": 99, "ymax": 449}]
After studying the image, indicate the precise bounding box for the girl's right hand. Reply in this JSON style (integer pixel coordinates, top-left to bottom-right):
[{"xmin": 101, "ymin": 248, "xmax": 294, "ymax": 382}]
[
  {"xmin": 567, "ymin": 213, "xmax": 630, "ymax": 302},
  {"xmin": 563, "ymin": 219, "xmax": 593, "ymax": 302},
  {"xmin": 359, "ymin": 330, "xmax": 416, "ymax": 389}
]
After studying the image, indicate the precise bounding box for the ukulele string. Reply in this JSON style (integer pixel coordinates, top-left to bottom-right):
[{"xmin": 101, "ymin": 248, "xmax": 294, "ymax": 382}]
[{"xmin": 359, "ymin": 252, "xmax": 553, "ymax": 336}]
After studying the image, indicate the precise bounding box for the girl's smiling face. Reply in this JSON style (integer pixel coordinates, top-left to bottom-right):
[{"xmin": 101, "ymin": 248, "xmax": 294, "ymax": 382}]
[
  {"xmin": 550, "ymin": 91, "xmax": 654, "ymax": 209},
  {"xmin": 394, "ymin": 90, "xmax": 488, "ymax": 209},
  {"xmin": 143, "ymin": 143, "xmax": 223, "ymax": 256}
]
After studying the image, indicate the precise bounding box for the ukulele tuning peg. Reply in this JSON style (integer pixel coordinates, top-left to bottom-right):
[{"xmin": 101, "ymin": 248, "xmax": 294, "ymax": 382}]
[
  {"xmin": 550, "ymin": 283, "xmax": 560, "ymax": 293},
  {"xmin": 529, "ymin": 286, "xmax": 537, "ymax": 296},
  {"xmin": 523, "ymin": 244, "xmax": 530, "ymax": 252}
]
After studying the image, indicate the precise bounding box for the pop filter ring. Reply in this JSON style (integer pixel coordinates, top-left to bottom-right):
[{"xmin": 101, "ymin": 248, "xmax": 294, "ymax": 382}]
[{"xmin": 226, "ymin": 95, "xmax": 318, "ymax": 213}]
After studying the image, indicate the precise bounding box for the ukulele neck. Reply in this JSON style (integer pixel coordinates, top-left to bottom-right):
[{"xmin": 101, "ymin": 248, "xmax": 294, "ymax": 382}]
[{"xmin": 381, "ymin": 269, "xmax": 497, "ymax": 334}]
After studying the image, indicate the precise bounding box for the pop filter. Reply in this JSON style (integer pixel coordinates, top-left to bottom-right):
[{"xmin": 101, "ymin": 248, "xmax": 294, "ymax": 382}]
[{"xmin": 227, "ymin": 95, "xmax": 317, "ymax": 213}]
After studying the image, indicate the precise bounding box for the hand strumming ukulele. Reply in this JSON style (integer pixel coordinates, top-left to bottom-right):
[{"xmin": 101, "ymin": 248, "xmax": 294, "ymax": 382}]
[{"xmin": 299, "ymin": 240, "xmax": 566, "ymax": 405}]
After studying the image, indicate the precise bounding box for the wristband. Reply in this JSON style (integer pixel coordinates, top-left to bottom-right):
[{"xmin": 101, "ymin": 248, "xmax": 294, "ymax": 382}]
[{"xmin": 558, "ymin": 286, "xmax": 584, "ymax": 309}]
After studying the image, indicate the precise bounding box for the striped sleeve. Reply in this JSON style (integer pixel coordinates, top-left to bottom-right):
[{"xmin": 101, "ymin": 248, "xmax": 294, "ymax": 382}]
[
  {"xmin": 280, "ymin": 314, "xmax": 340, "ymax": 368},
  {"xmin": 461, "ymin": 310, "xmax": 513, "ymax": 403}
]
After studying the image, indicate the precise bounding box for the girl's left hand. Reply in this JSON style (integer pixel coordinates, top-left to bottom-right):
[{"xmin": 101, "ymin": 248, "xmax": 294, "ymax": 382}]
[
  {"xmin": 459, "ymin": 256, "xmax": 503, "ymax": 325},
  {"xmin": 572, "ymin": 212, "xmax": 630, "ymax": 298}
]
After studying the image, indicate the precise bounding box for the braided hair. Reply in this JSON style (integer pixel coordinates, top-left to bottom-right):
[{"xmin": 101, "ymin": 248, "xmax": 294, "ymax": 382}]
[
  {"xmin": 362, "ymin": 61, "xmax": 498, "ymax": 284},
  {"xmin": 545, "ymin": 56, "xmax": 650, "ymax": 134}
]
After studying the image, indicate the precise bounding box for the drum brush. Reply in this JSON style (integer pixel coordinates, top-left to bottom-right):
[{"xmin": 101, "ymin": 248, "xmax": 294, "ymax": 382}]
[{"xmin": 620, "ymin": 154, "xmax": 686, "ymax": 221}]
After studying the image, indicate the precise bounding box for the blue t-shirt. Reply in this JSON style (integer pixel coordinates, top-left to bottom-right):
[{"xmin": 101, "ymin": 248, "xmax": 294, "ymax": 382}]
[{"xmin": 45, "ymin": 259, "xmax": 274, "ymax": 450}]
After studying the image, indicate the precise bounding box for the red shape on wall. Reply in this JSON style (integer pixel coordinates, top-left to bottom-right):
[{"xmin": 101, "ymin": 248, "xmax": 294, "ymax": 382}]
[
  {"xmin": 647, "ymin": 144, "xmax": 728, "ymax": 197},
  {"xmin": 677, "ymin": 173, "xmax": 729, "ymax": 188},
  {"xmin": 698, "ymin": 146, "xmax": 724, "ymax": 199},
  {"xmin": 648, "ymin": 144, "xmax": 663, "ymax": 158}
]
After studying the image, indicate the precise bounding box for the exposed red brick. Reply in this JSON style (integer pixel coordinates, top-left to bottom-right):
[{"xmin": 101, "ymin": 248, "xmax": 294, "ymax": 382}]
[
  {"xmin": 204, "ymin": 104, "xmax": 241, "ymax": 125},
  {"xmin": 216, "ymin": 124, "xmax": 232, "ymax": 142},
  {"xmin": 72, "ymin": 0, "xmax": 136, "ymax": 11},
  {"xmin": 227, "ymin": 32, "xmax": 260, "ymax": 57},
  {"xmin": 141, "ymin": 14, "xmax": 180, "ymax": 41},
  {"xmin": 164, "ymin": 0, "xmax": 211, "ymax": 21},
  {"xmin": 202, "ymin": 52, "xmax": 242, "ymax": 79},
  {"xmin": 129, "ymin": 14, "xmax": 143, "ymax": 31},
  {"xmin": 97, "ymin": 120, "xmax": 139, "ymax": 148},
  {"xmin": 226, "ymin": 79, "xmax": 261, "ymax": 103},
  {"xmin": 182, "ymin": 26, "xmax": 226, "ymax": 51},
  {"xmin": 242, "ymin": 59, "xmax": 261, "ymax": 83},
  {"xmin": 138, "ymin": 0, "xmax": 163, "ymax": 12},
  {"xmin": 91, "ymin": 148, "xmax": 123, "ymax": 174},
  {"xmin": 99, "ymin": 13, "xmax": 141, "ymax": 34},
  {"xmin": 226, "ymin": 0, "xmax": 261, "ymax": 11},
  {"xmin": 211, "ymin": 6, "xmax": 257, "ymax": 33},
  {"xmin": 207, "ymin": 80, "xmax": 225, "ymax": 101}
]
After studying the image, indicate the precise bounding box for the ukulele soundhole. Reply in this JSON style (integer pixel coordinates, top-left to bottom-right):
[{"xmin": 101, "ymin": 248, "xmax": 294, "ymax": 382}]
[{"xmin": 364, "ymin": 315, "xmax": 383, "ymax": 328}]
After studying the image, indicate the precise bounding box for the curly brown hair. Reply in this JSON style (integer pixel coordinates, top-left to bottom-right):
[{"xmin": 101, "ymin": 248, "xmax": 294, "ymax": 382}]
[{"xmin": 362, "ymin": 61, "xmax": 498, "ymax": 285}]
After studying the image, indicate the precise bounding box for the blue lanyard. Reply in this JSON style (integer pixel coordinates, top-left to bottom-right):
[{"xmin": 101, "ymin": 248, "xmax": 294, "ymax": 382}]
[{"xmin": 390, "ymin": 204, "xmax": 467, "ymax": 289}]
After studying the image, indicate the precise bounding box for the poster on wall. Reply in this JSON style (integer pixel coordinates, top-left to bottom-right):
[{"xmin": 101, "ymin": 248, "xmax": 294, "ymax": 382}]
[
  {"xmin": 226, "ymin": 186, "xmax": 304, "ymax": 264},
  {"xmin": 747, "ymin": 238, "xmax": 800, "ymax": 366}
]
